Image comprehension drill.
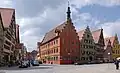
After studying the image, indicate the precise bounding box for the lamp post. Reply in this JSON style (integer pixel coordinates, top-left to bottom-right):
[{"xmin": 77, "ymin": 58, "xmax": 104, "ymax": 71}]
[
  {"xmin": 68, "ymin": 52, "xmax": 70, "ymax": 64},
  {"xmin": 108, "ymin": 52, "xmax": 110, "ymax": 63},
  {"xmin": 107, "ymin": 52, "xmax": 111, "ymax": 69}
]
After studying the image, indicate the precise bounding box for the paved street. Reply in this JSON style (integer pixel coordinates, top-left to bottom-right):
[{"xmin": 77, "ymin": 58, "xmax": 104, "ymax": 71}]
[{"xmin": 0, "ymin": 63, "xmax": 120, "ymax": 73}]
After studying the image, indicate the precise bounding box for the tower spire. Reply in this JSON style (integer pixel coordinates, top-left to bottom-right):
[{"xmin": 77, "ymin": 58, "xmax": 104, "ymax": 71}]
[{"xmin": 67, "ymin": 0, "xmax": 71, "ymax": 21}]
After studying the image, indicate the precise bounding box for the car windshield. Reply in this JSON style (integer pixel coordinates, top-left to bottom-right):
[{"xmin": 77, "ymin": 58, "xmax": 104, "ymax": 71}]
[{"xmin": 34, "ymin": 61, "xmax": 39, "ymax": 64}]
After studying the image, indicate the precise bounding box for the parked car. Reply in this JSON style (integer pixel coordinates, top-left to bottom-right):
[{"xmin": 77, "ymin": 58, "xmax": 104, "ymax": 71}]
[
  {"xmin": 38, "ymin": 61, "xmax": 42, "ymax": 64},
  {"xmin": 87, "ymin": 61, "xmax": 96, "ymax": 64},
  {"xmin": 74, "ymin": 62, "xmax": 84, "ymax": 65},
  {"xmin": 32, "ymin": 60, "xmax": 40, "ymax": 66},
  {"xmin": 19, "ymin": 61, "xmax": 29, "ymax": 68}
]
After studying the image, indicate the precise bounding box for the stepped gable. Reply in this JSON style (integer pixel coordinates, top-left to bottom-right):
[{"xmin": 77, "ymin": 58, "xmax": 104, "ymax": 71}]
[
  {"xmin": 104, "ymin": 37, "xmax": 111, "ymax": 50},
  {"xmin": 109, "ymin": 37, "xmax": 115, "ymax": 46},
  {"xmin": 104, "ymin": 36, "xmax": 115, "ymax": 49}
]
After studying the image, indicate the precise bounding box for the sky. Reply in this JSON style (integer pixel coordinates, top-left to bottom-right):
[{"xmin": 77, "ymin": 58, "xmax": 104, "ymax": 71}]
[{"xmin": 0, "ymin": 0, "xmax": 120, "ymax": 52}]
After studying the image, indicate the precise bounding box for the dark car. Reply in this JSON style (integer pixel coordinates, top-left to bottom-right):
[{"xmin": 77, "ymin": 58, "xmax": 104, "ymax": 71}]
[
  {"xmin": 19, "ymin": 61, "xmax": 29, "ymax": 68},
  {"xmin": 74, "ymin": 62, "xmax": 84, "ymax": 65},
  {"xmin": 32, "ymin": 60, "xmax": 40, "ymax": 66},
  {"xmin": 38, "ymin": 61, "xmax": 42, "ymax": 64}
]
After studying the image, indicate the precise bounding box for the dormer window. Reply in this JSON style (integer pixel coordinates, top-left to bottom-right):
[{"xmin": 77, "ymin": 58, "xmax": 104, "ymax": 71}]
[
  {"xmin": 55, "ymin": 29, "xmax": 60, "ymax": 36},
  {"xmin": 55, "ymin": 33, "xmax": 58, "ymax": 36}
]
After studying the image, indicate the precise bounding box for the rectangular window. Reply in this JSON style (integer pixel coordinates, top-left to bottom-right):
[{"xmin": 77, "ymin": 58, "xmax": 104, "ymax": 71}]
[
  {"xmin": 56, "ymin": 48, "xmax": 58, "ymax": 53},
  {"xmin": 5, "ymin": 40, "xmax": 11, "ymax": 46},
  {"xmin": 84, "ymin": 39, "xmax": 86, "ymax": 43},
  {"xmin": 76, "ymin": 41, "xmax": 77, "ymax": 44},
  {"xmin": 48, "ymin": 43, "xmax": 50, "ymax": 47},
  {"xmin": 54, "ymin": 57, "xmax": 55, "ymax": 60},
  {"xmin": 86, "ymin": 45, "xmax": 88, "ymax": 48},
  {"xmin": 54, "ymin": 41, "xmax": 55, "ymax": 44},
  {"xmin": 56, "ymin": 56, "xmax": 58, "ymax": 60},
  {"xmin": 86, "ymin": 40, "xmax": 88, "ymax": 43},
  {"xmin": 54, "ymin": 49, "xmax": 55, "ymax": 53},
  {"xmin": 83, "ymin": 45, "xmax": 85, "ymax": 48},
  {"xmin": 4, "ymin": 44, "xmax": 10, "ymax": 50},
  {"xmin": 72, "ymin": 41, "xmax": 74, "ymax": 44},
  {"xmin": 56, "ymin": 40, "xmax": 58, "ymax": 44},
  {"xmin": 62, "ymin": 39, "xmax": 64, "ymax": 44}
]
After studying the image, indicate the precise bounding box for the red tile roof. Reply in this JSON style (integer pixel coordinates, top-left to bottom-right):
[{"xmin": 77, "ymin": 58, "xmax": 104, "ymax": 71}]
[
  {"xmin": 92, "ymin": 29, "xmax": 101, "ymax": 43},
  {"xmin": 108, "ymin": 37, "xmax": 115, "ymax": 46},
  {"xmin": 78, "ymin": 28, "xmax": 102, "ymax": 43},
  {"xmin": 104, "ymin": 36, "xmax": 115, "ymax": 49},
  {"xmin": 41, "ymin": 22, "xmax": 66, "ymax": 44},
  {"xmin": 77, "ymin": 30, "xmax": 85, "ymax": 40},
  {"xmin": 104, "ymin": 38, "xmax": 110, "ymax": 50},
  {"xmin": 78, "ymin": 29, "xmax": 102, "ymax": 43},
  {"xmin": 0, "ymin": 8, "xmax": 15, "ymax": 28}
]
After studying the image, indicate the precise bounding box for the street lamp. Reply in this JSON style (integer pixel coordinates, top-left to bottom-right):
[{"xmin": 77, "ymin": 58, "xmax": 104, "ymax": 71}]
[
  {"xmin": 108, "ymin": 52, "xmax": 110, "ymax": 62},
  {"xmin": 68, "ymin": 53, "xmax": 70, "ymax": 59},
  {"xmin": 107, "ymin": 52, "xmax": 111, "ymax": 69},
  {"xmin": 68, "ymin": 52, "xmax": 70, "ymax": 64}
]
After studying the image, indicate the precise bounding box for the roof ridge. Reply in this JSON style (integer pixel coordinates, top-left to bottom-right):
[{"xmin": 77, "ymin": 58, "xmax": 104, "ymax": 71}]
[
  {"xmin": 46, "ymin": 21, "xmax": 66, "ymax": 33},
  {"xmin": 78, "ymin": 29, "xmax": 85, "ymax": 33},
  {"xmin": 92, "ymin": 29, "xmax": 101, "ymax": 32},
  {"xmin": 105, "ymin": 36, "xmax": 114, "ymax": 39},
  {"xmin": 41, "ymin": 21, "xmax": 67, "ymax": 44},
  {"xmin": 0, "ymin": 7, "xmax": 15, "ymax": 10}
]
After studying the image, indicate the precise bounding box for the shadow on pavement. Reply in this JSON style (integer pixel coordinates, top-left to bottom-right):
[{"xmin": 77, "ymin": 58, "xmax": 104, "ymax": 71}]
[{"xmin": 0, "ymin": 65, "xmax": 53, "ymax": 70}]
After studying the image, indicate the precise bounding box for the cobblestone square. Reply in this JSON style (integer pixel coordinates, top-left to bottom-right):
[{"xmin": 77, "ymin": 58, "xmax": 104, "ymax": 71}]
[{"xmin": 0, "ymin": 64, "xmax": 120, "ymax": 73}]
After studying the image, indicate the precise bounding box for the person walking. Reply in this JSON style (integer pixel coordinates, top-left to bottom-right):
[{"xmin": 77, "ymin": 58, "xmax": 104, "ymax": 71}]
[{"xmin": 114, "ymin": 59, "xmax": 119, "ymax": 70}]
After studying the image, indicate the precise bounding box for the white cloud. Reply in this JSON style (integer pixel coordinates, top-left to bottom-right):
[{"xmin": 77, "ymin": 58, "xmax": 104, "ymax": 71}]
[
  {"xmin": 73, "ymin": 12, "xmax": 100, "ymax": 31},
  {"xmin": 100, "ymin": 19, "xmax": 120, "ymax": 38},
  {"xmin": 0, "ymin": 0, "xmax": 12, "ymax": 7},
  {"xmin": 17, "ymin": 2, "xmax": 67, "ymax": 52},
  {"xmin": 70, "ymin": 0, "xmax": 120, "ymax": 8},
  {"xmin": 1, "ymin": 0, "xmax": 120, "ymax": 52},
  {"xmin": 17, "ymin": 0, "xmax": 120, "ymax": 52},
  {"xmin": 14, "ymin": 0, "xmax": 120, "ymax": 52}
]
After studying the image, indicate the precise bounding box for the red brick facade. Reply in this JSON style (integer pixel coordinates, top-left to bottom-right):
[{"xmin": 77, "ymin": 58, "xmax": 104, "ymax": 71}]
[
  {"xmin": 40, "ymin": 6, "xmax": 80, "ymax": 64},
  {"xmin": 59, "ymin": 21, "xmax": 80, "ymax": 64}
]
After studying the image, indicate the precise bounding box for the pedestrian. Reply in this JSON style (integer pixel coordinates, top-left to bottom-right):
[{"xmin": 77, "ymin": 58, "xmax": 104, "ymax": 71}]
[
  {"xmin": 28, "ymin": 60, "xmax": 31, "ymax": 67},
  {"xmin": 114, "ymin": 59, "xmax": 119, "ymax": 70}
]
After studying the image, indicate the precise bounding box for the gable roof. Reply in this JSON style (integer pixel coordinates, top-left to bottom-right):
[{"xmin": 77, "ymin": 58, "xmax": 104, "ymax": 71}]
[
  {"xmin": 77, "ymin": 30, "xmax": 85, "ymax": 40},
  {"xmin": 104, "ymin": 36, "xmax": 116, "ymax": 50},
  {"xmin": 104, "ymin": 37, "xmax": 111, "ymax": 50},
  {"xmin": 0, "ymin": 8, "xmax": 15, "ymax": 28},
  {"xmin": 92, "ymin": 29, "xmax": 101, "ymax": 43},
  {"xmin": 104, "ymin": 36, "xmax": 115, "ymax": 47},
  {"xmin": 41, "ymin": 22, "xmax": 66, "ymax": 44},
  {"xmin": 77, "ymin": 26, "xmax": 92, "ymax": 41},
  {"xmin": 109, "ymin": 37, "xmax": 115, "ymax": 46}
]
